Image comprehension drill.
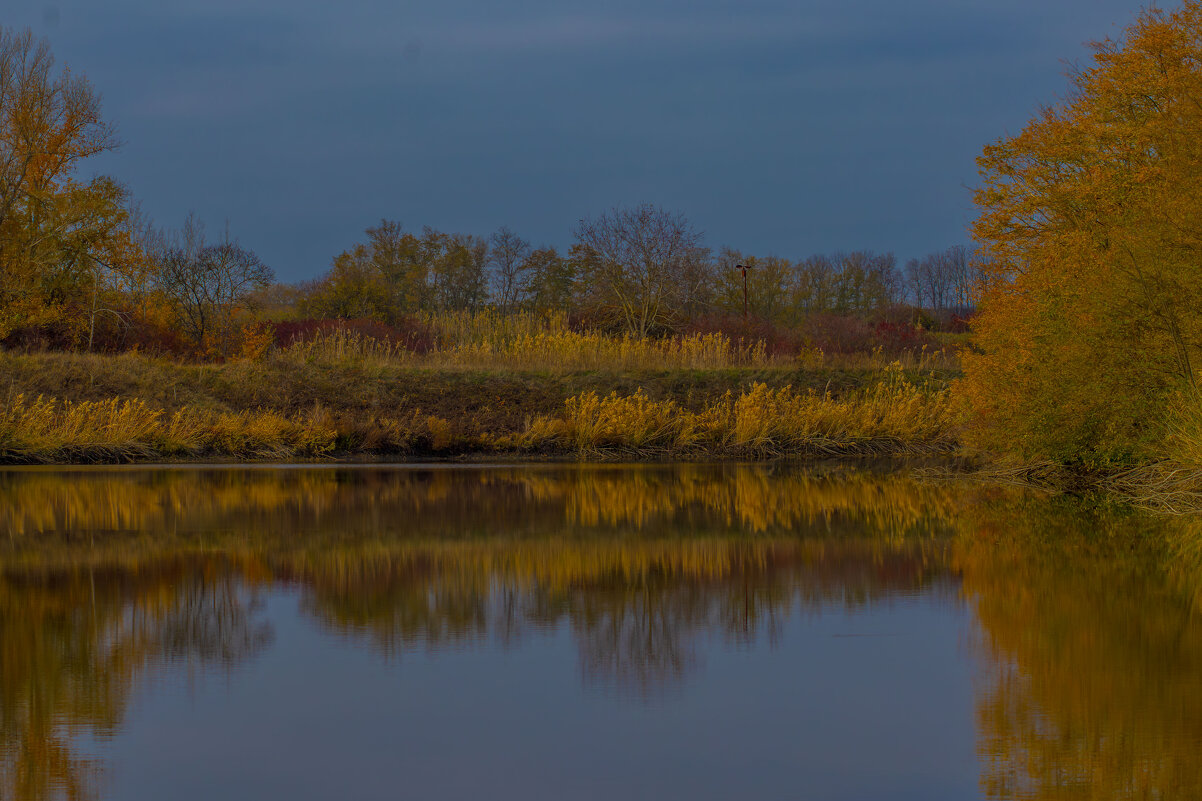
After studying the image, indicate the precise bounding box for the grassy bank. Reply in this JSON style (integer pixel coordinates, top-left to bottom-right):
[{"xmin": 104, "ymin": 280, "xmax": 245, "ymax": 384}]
[{"xmin": 0, "ymin": 343, "xmax": 959, "ymax": 464}]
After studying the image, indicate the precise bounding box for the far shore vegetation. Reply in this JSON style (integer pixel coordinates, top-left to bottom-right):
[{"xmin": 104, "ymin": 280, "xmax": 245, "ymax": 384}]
[
  {"xmin": 0, "ymin": 324, "xmax": 956, "ymax": 464},
  {"xmin": 5, "ymin": 6, "xmax": 1202, "ymax": 508}
]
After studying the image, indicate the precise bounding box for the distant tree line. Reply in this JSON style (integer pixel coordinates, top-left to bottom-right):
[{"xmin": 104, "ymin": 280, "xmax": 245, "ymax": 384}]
[{"xmin": 297, "ymin": 204, "xmax": 977, "ymax": 337}]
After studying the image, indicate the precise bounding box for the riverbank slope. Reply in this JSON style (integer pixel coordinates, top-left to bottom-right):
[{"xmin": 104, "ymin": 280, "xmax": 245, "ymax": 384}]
[{"xmin": 0, "ymin": 349, "xmax": 959, "ymax": 464}]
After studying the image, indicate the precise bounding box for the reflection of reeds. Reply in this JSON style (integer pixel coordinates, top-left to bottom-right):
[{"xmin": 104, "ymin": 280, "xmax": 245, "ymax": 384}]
[
  {"xmin": 0, "ymin": 465, "xmax": 961, "ymax": 543},
  {"xmin": 0, "ymin": 465, "xmax": 962, "ymax": 685},
  {"xmin": 0, "ymin": 463, "xmax": 969, "ymax": 799},
  {"xmin": 520, "ymin": 466, "xmax": 957, "ymax": 536}
]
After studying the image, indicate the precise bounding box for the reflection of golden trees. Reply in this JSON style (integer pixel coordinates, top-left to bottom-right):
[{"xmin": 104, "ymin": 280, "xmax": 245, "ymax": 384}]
[
  {"xmin": 0, "ymin": 563, "xmax": 272, "ymax": 801},
  {"xmin": 956, "ymin": 497, "xmax": 1202, "ymax": 800}
]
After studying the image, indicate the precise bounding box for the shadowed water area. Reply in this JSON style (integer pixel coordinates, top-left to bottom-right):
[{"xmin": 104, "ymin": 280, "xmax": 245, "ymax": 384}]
[{"xmin": 2, "ymin": 463, "xmax": 1202, "ymax": 800}]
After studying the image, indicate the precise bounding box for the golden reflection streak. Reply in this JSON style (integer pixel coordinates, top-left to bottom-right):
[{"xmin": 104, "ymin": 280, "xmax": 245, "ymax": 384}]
[
  {"xmin": 954, "ymin": 496, "xmax": 1202, "ymax": 800},
  {"xmin": 0, "ymin": 464, "xmax": 960, "ymax": 543}
]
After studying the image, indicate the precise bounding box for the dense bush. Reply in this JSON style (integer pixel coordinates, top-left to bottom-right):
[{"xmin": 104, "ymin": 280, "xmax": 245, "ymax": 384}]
[
  {"xmin": 963, "ymin": 3, "xmax": 1202, "ymax": 463},
  {"xmin": 0, "ymin": 320, "xmax": 80, "ymax": 352}
]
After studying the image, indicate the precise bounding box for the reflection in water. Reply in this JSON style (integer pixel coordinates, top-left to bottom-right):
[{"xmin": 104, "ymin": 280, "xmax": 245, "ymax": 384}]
[
  {"xmin": 0, "ymin": 564, "xmax": 271, "ymax": 801},
  {"xmin": 0, "ymin": 464, "xmax": 1200, "ymax": 799},
  {"xmin": 957, "ymin": 498, "xmax": 1202, "ymax": 799},
  {"xmin": 0, "ymin": 462, "xmax": 959, "ymax": 542}
]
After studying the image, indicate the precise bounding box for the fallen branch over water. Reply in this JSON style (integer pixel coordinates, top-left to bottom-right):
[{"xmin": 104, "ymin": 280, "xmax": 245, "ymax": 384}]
[{"xmin": 1099, "ymin": 463, "xmax": 1202, "ymax": 514}]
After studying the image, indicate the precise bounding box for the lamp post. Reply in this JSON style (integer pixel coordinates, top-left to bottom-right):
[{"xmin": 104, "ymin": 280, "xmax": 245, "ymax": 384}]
[{"xmin": 734, "ymin": 264, "xmax": 752, "ymax": 318}]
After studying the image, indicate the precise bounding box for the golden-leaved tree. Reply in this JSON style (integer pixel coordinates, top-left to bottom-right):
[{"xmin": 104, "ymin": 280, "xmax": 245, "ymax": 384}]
[
  {"xmin": 962, "ymin": 3, "xmax": 1202, "ymax": 463},
  {"xmin": 0, "ymin": 27, "xmax": 140, "ymax": 344}
]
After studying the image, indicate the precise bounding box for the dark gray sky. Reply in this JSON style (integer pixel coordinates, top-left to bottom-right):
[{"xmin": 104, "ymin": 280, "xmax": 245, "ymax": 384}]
[{"xmin": 11, "ymin": 0, "xmax": 1149, "ymax": 281}]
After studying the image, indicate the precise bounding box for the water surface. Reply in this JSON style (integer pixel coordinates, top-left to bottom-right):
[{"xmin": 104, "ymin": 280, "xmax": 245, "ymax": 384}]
[{"xmin": 2, "ymin": 463, "xmax": 1200, "ymax": 800}]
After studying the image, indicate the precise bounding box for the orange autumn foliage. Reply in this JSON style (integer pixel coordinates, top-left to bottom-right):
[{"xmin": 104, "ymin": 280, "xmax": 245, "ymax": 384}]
[
  {"xmin": 962, "ymin": 3, "xmax": 1202, "ymax": 463},
  {"xmin": 0, "ymin": 27, "xmax": 140, "ymax": 345}
]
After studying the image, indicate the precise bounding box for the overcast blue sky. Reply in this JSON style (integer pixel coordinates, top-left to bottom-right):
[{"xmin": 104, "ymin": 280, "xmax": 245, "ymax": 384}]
[{"xmin": 10, "ymin": 0, "xmax": 1152, "ymax": 281}]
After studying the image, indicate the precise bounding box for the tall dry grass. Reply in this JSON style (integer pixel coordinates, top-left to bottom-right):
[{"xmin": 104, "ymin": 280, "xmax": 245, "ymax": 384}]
[
  {"xmin": 0, "ymin": 396, "xmax": 167, "ymax": 461},
  {"xmin": 512, "ymin": 364, "xmax": 957, "ymax": 457},
  {"xmin": 420, "ymin": 309, "xmax": 569, "ymax": 349},
  {"xmin": 271, "ymin": 309, "xmax": 959, "ymax": 372},
  {"xmin": 279, "ymin": 326, "xmax": 771, "ymax": 371},
  {"xmin": 0, "ymin": 364, "xmax": 958, "ymax": 463},
  {"xmin": 0, "ymin": 394, "xmax": 355, "ymax": 462}
]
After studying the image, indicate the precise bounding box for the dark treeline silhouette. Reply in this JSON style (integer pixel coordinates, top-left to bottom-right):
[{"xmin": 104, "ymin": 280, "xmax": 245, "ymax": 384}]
[{"xmin": 295, "ymin": 206, "xmax": 976, "ymax": 339}]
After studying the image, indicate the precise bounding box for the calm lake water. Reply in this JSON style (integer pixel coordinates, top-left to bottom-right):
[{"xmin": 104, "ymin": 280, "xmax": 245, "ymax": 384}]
[{"xmin": 1, "ymin": 463, "xmax": 1200, "ymax": 800}]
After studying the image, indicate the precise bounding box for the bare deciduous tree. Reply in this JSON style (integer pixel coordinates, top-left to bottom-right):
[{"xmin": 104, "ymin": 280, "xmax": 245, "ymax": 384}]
[
  {"xmin": 427, "ymin": 229, "xmax": 488, "ymax": 312},
  {"xmin": 573, "ymin": 204, "xmax": 708, "ymax": 336},
  {"xmin": 488, "ymin": 226, "xmax": 532, "ymax": 313},
  {"xmin": 905, "ymin": 245, "xmax": 975, "ymax": 320},
  {"xmin": 156, "ymin": 216, "xmax": 273, "ymax": 351},
  {"xmin": 523, "ymin": 246, "xmax": 575, "ymax": 314}
]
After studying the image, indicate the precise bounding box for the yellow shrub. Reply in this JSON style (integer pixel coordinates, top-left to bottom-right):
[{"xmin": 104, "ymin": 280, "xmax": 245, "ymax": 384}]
[
  {"xmin": 426, "ymin": 416, "xmax": 454, "ymax": 450},
  {"xmin": 293, "ymin": 403, "xmax": 339, "ymax": 456},
  {"xmin": 205, "ymin": 409, "xmax": 293, "ymax": 458},
  {"xmin": 239, "ymin": 322, "xmax": 275, "ymax": 362}
]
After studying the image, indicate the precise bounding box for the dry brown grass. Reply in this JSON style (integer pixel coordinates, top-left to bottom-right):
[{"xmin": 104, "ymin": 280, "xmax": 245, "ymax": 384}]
[
  {"xmin": 0, "ymin": 393, "xmax": 425, "ymax": 463},
  {"xmin": 275, "ymin": 310, "xmax": 959, "ymax": 372},
  {"xmin": 508, "ymin": 364, "xmax": 958, "ymax": 458},
  {"xmin": 280, "ymin": 326, "xmax": 773, "ymax": 371},
  {"xmin": 0, "ymin": 318, "xmax": 962, "ymax": 464}
]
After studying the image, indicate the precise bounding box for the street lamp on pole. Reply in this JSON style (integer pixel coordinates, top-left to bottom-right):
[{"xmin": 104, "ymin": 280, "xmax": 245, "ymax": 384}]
[{"xmin": 734, "ymin": 264, "xmax": 752, "ymax": 318}]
